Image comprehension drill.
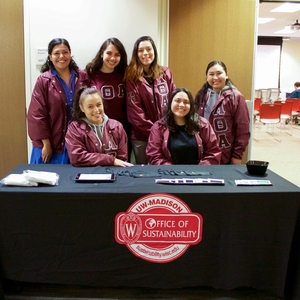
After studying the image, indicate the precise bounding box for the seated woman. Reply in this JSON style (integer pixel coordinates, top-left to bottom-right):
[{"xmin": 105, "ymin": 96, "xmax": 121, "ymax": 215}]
[
  {"xmin": 146, "ymin": 87, "xmax": 221, "ymax": 165},
  {"xmin": 65, "ymin": 87, "xmax": 133, "ymax": 167}
]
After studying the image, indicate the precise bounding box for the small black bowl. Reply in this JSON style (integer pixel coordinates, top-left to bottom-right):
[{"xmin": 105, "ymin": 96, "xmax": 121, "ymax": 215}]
[{"xmin": 246, "ymin": 160, "xmax": 269, "ymax": 175}]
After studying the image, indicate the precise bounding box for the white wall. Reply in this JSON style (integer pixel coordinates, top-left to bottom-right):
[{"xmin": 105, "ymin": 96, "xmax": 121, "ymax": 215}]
[
  {"xmin": 254, "ymin": 39, "xmax": 300, "ymax": 100},
  {"xmin": 280, "ymin": 40, "xmax": 300, "ymax": 97},
  {"xmin": 24, "ymin": 0, "xmax": 168, "ymax": 161},
  {"xmin": 255, "ymin": 45, "xmax": 280, "ymax": 90}
]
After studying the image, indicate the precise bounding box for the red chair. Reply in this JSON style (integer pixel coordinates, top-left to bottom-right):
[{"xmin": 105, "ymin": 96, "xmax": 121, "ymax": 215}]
[
  {"xmin": 253, "ymin": 98, "xmax": 261, "ymax": 122},
  {"xmin": 274, "ymin": 101, "xmax": 293, "ymax": 134},
  {"xmin": 274, "ymin": 100, "xmax": 292, "ymax": 120},
  {"xmin": 255, "ymin": 104, "xmax": 282, "ymax": 142},
  {"xmin": 286, "ymin": 98, "xmax": 300, "ymax": 124}
]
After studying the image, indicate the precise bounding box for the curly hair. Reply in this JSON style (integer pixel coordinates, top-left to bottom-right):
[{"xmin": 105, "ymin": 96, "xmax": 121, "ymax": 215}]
[
  {"xmin": 164, "ymin": 87, "xmax": 200, "ymax": 135},
  {"xmin": 71, "ymin": 87, "xmax": 102, "ymax": 121},
  {"xmin": 85, "ymin": 37, "xmax": 128, "ymax": 76},
  {"xmin": 40, "ymin": 38, "xmax": 79, "ymax": 73}
]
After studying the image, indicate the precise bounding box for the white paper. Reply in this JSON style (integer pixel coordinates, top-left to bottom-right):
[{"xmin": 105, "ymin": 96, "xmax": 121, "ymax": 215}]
[{"xmin": 235, "ymin": 180, "xmax": 272, "ymax": 186}]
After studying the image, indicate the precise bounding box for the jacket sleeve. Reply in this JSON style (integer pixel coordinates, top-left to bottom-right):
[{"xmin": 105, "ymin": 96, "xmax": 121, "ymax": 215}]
[
  {"xmin": 146, "ymin": 122, "xmax": 172, "ymax": 165},
  {"xmin": 232, "ymin": 93, "xmax": 251, "ymax": 160},
  {"xmin": 289, "ymin": 90, "xmax": 300, "ymax": 98},
  {"xmin": 65, "ymin": 122, "xmax": 115, "ymax": 167},
  {"xmin": 27, "ymin": 77, "xmax": 51, "ymax": 142},
  {"xmin": 164, "ymin": 67, "xmax": 176, "ymax": 94},
  {"xmin": 115, "ymin": 124, "xmax": 129, "ymax": 162},
  {"xmin": 198, "ymin": 118, "xmax": 221, "ymax": 165},
  {"xmin": 76, "ymin": 70, "xmax": 90, "ymax": 90},
  {"xmin": 126, "ymin": 80, "xmax": 155, "ymax": 138}
]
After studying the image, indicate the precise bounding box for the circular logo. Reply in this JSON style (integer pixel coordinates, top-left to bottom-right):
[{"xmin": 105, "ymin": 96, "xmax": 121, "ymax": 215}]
[{"xmin": 115, "ymin": 193, "xmax": 202, "ymax": 263}]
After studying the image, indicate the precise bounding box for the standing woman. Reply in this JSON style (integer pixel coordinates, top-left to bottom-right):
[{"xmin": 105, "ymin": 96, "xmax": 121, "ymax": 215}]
[
  {"xmin": 27, "ymin": 38, "xmax": 89, "ymax": 164},
  {"xmin": 194, "ymin": 60, "xmax": 250, "ymax": 165},
  {"xmin": 85, "ymin": 37, "xmax": 129, "ymax": 135},
  {"xmin": 146, "ymin": 87, "xmax": 221, "ymax": 165},
  {"xmin": 124, "ymin": 36, "xmax": 176, "ymax": 164}
]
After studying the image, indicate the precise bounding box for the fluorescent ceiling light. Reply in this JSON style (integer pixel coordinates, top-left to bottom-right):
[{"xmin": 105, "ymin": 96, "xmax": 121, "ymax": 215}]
[
  {"xmin": 271, "ymin": 3, "xmax": 300, "ymax": 13},
  {"xmin": 258, "ymin": 17, "xmax": 275, "ymax": 24}
]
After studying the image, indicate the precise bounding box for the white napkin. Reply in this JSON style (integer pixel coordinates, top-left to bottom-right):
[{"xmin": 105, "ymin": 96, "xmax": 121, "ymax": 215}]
[
  {"xmin": 0, "ymin": 174, "xmax": 38, "ymax": 186},
  {"xmin": 23, "ymin": 170, "xmax": 59, "ymax": 186}
]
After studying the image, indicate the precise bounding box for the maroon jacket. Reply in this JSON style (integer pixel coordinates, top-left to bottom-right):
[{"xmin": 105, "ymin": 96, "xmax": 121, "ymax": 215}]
[
  {"xmin": 27, "ymin": 69, "xmax": 89, "ymax": 153},
  {"xmin": 126, "ymin": 67, "xmax": 176, "ymax": 141},
  {"xmin": 146, "ymin": 117, "xmax": 221, "ymax": 165},
  {"xmin": 89, "ymin": 70, "xmax": 127, "ymax": 126},
  {"xmin": 195, "ymin": 88, "xmax": 250, "ymax": 164},
  {"xmin": 65, "ymin": 118, "xmax": 128, "ymax": 166}
]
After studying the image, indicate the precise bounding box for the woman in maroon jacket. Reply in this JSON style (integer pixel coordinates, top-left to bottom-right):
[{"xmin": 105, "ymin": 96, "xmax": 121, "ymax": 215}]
[
  {"xmin": 146, "ymin": 87, "xmax": 221, "ymax": 165},
  {"xmin": 86, "ymin": 37, "xmax": 131, "ymax": 161},
  {"xmin": 86, "ymin": 37, "xmax": 129, "ymax": 133},
  {"xmin": 65, "ymin": 87, "xmax": 133, "ymax": 167},
  {"xmin": 194, "ymin": 60, "xmax": 250, "ymax": 164},
  {"xmin": 124, "ymin": 36, "xmax": 176, "ymax": 164},
  {"xmin": 27, "ymin": 38, "xmax": 89, "ymax": 164}
]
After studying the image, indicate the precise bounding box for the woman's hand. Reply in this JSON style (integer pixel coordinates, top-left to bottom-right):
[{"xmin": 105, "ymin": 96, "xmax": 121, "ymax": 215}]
[
  {"xmin": 114, "ymin": 158, "xmax": 134, "ymax": 167},
  {"xmin": 41, "ymin": 139, "xmax": 52, "ymax": 163}
]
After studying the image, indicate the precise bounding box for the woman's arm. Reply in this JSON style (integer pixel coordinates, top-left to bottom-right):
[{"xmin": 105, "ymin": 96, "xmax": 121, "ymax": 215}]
[
  {"xmin": 27, "ymin": 79, "xmax": 51, "ymax": 143},
  {"xmin": 198, "ymin": 118, "xmax": 222, "ymax": 165},
  {"xmin": 65, "ymin": 122, "xmax": 115, "ymax": 167},
  {"xmin": 232, "ymin": 93, "xmax": 251, "ymax": 161},
  {"xmin": 126, "ymin": 80, "xmax": 154, "ymax": 139},
  {"xmin": 146, "ymin": 122, "xmax": 172, "ymax": 165}
]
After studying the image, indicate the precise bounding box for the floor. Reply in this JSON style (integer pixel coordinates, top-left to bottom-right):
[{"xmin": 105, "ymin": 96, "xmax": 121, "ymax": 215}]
[
  {"xmin": 251, "ymin": 119, "xmax": 300, "ymax": 187},
  {"xmin": 2, "ymin": 121, "xmax": 299, "ymax": 300}
]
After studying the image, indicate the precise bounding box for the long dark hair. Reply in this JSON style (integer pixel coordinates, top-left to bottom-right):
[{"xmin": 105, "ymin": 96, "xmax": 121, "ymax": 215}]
[
  {"xmin": 71, "ymin": 87, "xmax": 102, "ymax": 121},
  {"xmin": 164, "ymin": 87, "xmax": 200, "ymax": 135},
  {"xmin": 40, "ymin": 38, "xmax": 79, "ymax": 73},
  {"xmin": 195, "ymin": 60, "xmax": 234, "ymax": 107},
  {"xmin": 85, "ymin": 37, "xmax": 128, "ymax": 76},
  {"xmin": 124, "ymin": 36, "xmax": 163, "ymax": 81}
]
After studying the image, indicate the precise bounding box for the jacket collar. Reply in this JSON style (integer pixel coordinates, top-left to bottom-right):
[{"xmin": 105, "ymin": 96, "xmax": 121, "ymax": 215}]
[{"xmin": 78, "ymin": 115, "xmax": 117, "ymax": 130}]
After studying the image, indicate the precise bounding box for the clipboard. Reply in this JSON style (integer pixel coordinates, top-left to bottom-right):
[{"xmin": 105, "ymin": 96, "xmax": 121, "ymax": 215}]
[{"xmin": 74, "ymin": 173, "xmax": 115, "ymax": 183}]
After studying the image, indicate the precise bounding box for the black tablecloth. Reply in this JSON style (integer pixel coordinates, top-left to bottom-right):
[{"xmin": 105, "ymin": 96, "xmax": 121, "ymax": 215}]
[
  {"xmin": 0, "ymin": 280, "xmax": 4, "ymax": 300},
  {"xmin": 0, "ymin": 164, "xmax": 300, "ymax": 299}
]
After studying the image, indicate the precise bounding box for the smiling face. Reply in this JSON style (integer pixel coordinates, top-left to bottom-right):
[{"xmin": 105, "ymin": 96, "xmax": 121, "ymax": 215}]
[
  {"xmin": 101, "ymin": 43, "xmax": 121, "ymax": 73},
  {"xmin": 49, "ymin": 43, "xmax": 71, "ymax": 72},
  {"xmin": 206, "ymin": 64, "xmax": 228, "ymax": 93},
  {"xmin": 137, "ymin": 40, "xmax": 155, "ymax": 72},
  {"xmin": 171, "ymin": 91, "xmax": 191, "ymax": 125},
  {"xmin": 80, "ymin": 93, "xmax": 104, "ymax": 125}
]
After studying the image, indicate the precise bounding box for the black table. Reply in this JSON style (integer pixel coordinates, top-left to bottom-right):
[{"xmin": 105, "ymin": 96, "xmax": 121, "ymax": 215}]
[{"xmin": 0, "ymin": 164, "xmax": 300, "ymax": 299}]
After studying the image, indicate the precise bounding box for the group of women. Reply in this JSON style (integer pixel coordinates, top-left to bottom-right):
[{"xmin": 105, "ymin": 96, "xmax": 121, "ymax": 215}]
[{"xmin": 27, "ymin": 36, "xmax": 250, "ymax": 167}]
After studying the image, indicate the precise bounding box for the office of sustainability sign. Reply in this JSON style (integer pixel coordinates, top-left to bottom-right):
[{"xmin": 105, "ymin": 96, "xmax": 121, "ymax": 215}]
[{"xmin": 115, "ymin": 193, "xmax": 203, "ymax": 263}]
